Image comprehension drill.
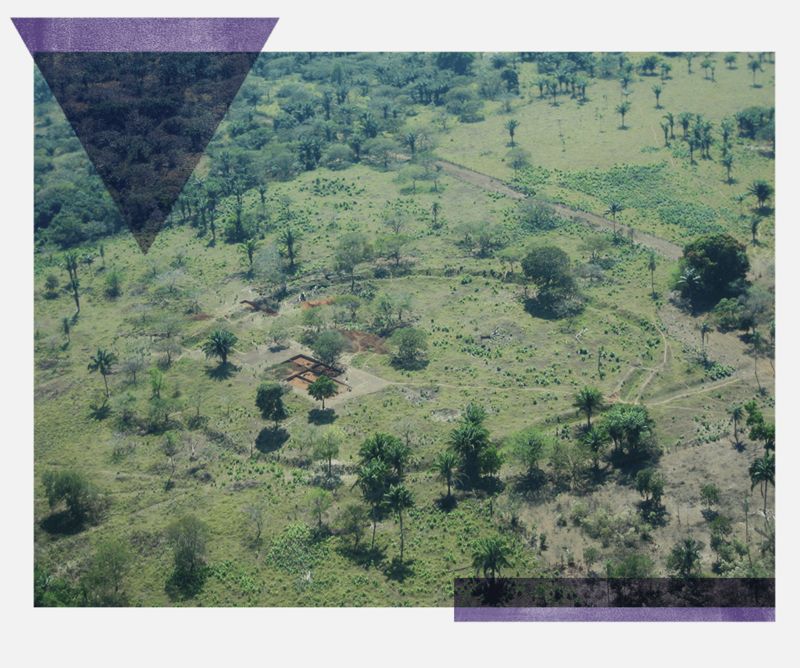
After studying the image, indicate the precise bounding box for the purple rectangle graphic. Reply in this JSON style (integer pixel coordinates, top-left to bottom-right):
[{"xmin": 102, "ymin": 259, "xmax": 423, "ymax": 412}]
[
  {"xmin": 454, "ymin": 607, "xmax": 775, "ymax": 622},
  {"xmin": 12, "ymin": 18, "xmax": 277, "ymax": 53}
]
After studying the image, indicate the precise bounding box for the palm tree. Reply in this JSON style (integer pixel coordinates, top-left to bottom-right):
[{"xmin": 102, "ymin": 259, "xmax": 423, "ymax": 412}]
[
  {"xmin": 615, "ymin": 101, "xmax": 631, "ymax": 129},
  {"xmin": 748, "ymin": 180, "xmax": 773, "ymax": 210},
  {"xmin": 471, "ymin": 536, "xmax": 510, "ymax": 581},
  {"xmin": 750, "ymin": 330, "xmax": 764, "ymax": 392},
  {"xmin": 724, "ymin": 53, "xmax": 737, "ymax": 69},
  {"xmin": 647, "ymin": 252, "xmax": 657, "ymax": 296},
  {"xmin": 385, "ymin": 484, "xmax": 414, "ymax": 561},
  {"xmin": 605, "ymin": 201, "xmax": 624, "ymax": 236},
  {"xmin": 700, "ymin": 322, "xmax": 712, "ymax": 352},
  {"xmin": 433, "ymin": 450, "xmax": 460, "ymax": 498},
  {"xmin": 279, "ymin": 227, "xmax": 299, "ymax": 272},
  {"xmin": 504, "ymin": 118, "xmax": 519, "ymax": 146},
  {"xmin": 431, "ymin": 202, "xmax": 441, "ymax": 227},
  {"xmin": 662, "ymin": 112, "xmax": 675, "ymax": 139},
  {"xmin": 61, "ymin": 316, "xmax": 71, "ymax": 345},
  {"xmin": 678, "ymin": 111, "xmax": 693, "ymax": 139},
  {"xmin": 201, "ymin": 329, "xmax": 237, "ymax": 366},
  {"xmin": 582, "ymin": 426, "xmax": 608, "ymax": 472},
  {"xmin": 667, "ymin": 537, "xmax": 704, "ymax": 578},
  {"xmin": 748, "ymin": 59, "xmax": 762, "ymax": 86},
  {"xmin": 721, "ymin": 153, "xmax": 734, "ymax": 184},
  {"xmin": 574, "ymin": 386, "xmax": 604, "ymax": 428},
  {"xmin": 88, "ymin": 348, "xmax": 117, "ymax": 398},
  {"xmin": 729, "ymin": 405, "xmax": 744, "ymax": 446},
  {"xmin": 357, "ymin": 458, "xmax": 390, "ymax": 550},
  {"xmin": 660, "ymin": 121, "xmax": 670, "ymax": 146},
  {"xmin": 651, "ymin": 84, "xmax": 663, "ymax": 108},
  {"xmin": 749, "ymin": 453, "xmax": 774, "ymax": 515},
  {"xmin": 239, "ymin": 238, "xmax": 258, "ymax": 275}
]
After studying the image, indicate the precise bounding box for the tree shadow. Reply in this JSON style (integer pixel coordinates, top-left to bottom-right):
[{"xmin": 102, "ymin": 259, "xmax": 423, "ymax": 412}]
[
  {"xmin": 205, "ymin": 362, "xmax": 238, "ymax": 381},
  {"xmin": 384, "ymin": 557, "xmax": 414, "ymax": 582},
  {"xmin": 165, "ymin": 568, "xmax": 207, "ymax": 601},
  {"xmin": 309, "ymin": 470, "xmax": 343, "ymax": 490},
  {"xmin": 637, "ymin": 499, "xmax": 669, "ymax": 527},
  {"xmin": 39, "ymin": 511, "xmax": 85, "ymax": 536},
  {"xmin": 255, "ymin": 427, "xmax": 290, "ymax": 454},
  {"xmin": 339, "ymin": 543, "xmax": 386, "ymax": 569},
  {"xmin": 88, "ymin": 400, "xmax": 111, "ymax": 421},
  {"xmin": 390, "ymin": 357, "xmax": 430, "ymax": 372},
  {"xmin": 701, "ymin": 508, "xmax": 719, "ymax": 522},
  {"xmin": 435, "ymin": 494, "xmax": 457, "ymax": 512},
  {"xmin": 308, "ymin": 408, "xmax": 337, "ymax": 425},
  {"xmin": 511, "ymin": 469, "xmax": 550, "ymax": 502}
]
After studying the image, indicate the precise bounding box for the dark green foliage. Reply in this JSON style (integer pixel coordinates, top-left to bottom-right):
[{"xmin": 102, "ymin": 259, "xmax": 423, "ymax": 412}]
[
  {"xmin": 166, "ymin": 515, "xmax": 209, "ymax": 597},
  {"xmin": 42, "ymin": 469, "xmax": 104, "ymax": 527},
  {"xmin": 389, "ymin": 327, "xmax": 428, "ymax": 369},
  {"xmin": 82, "ymin": 537, "xmax": 132, "ymax": 606},
  {"xmin": 312, "ymin": 330, "xmax": 346, "ymax": 368},
  {"xmin": 667, "ymin": 538, "xmax": 704, "ymax": 578},
  {"xmin": 307, "ymin": 374, "xmax": 338, "ymax": 409},
  {"xmin": 600, "ymin": 404, "xmax": 658, "ymax": 466},
  {"xmin": 678, "ymin": 233, "xmax": 749, "ymax": 309},
  {"xmin": 202, "ymin": 329, "xmax": 237, "ymax": 366},
  {"xmin": 471, "ymin": 536, "xmax": 511, "ymax": 579},
  {"xmin": 448, "ymin": 403, "xmax": 501, "ymax": 485},
  {"xmin": 255, "ymin": 382, "xmax": 288, "ymax": 428}
]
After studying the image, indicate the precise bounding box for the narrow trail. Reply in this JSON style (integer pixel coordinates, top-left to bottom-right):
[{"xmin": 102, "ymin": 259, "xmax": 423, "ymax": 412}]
[
  {"xmin": 646, "ymin": 375, "xmax": 743, "ymax": 407},
  {"xmin": 434, "ymin": 158, "xmax": 683, "ymax": 260},
  {"xmin": 632, "ymin": 323, "xmax": 671, "ymax": 403}
]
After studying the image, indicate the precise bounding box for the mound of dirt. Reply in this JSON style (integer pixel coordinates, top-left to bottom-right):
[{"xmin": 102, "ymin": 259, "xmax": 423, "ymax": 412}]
[{"xmin": 338, "ymin": 329, "xmax": 387, "ymax": 353}]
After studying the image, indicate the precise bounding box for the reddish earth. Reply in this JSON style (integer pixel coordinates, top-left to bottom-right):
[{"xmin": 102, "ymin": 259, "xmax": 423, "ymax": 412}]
[{"xmin": 301, "ymin": 297, "xmax": 335, "ymax": 309}]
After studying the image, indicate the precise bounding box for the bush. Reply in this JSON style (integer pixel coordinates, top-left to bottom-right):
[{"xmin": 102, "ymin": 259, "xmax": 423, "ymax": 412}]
[
  {"xmin": 389, "ymin": 327, "xmax": 428, "ymax": 369},
  {"xmin": 42, "ymin": 470, "xmax": 105, "ymax": 526}
]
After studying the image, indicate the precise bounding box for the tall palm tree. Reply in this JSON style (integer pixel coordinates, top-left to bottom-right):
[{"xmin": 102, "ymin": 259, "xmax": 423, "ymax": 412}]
[
  {"xmin": 721, "ymin": 153, "xmax": 734, "ymax": 184},
  {"xmin": 357, "ymin": 459, "xmax": 390, "ymax": 550},
  {"xmin": 729, "ymin": 405, "xmax": 744, "ymax": 446},
  {"xmin": 605, "ymin": 201, "xmax": 624, "ymax": 236},
  {"xmin": 431, "ymin": 202, "xmax": 441, "ymax": 227},
  {"xmin": 749, "ymin": 453, "xmax": 775, "ymax": 514},
  {"xmin": 700, "ymin": 322, "xmax": 712, "ymax": 352},
  {"xmin": 647, "ymin": 252, "xmax": 657, "ymax": 296},
  {"xmin": 279, "ymin": 227, "xmax": 299, "ymax": 272},
  {"xmin": 750, "ymin": 330, "xmax": 764, "ymax": 392},
  {"xmin": 239, "ymin": 238, "xmax": 258, "ymax": 275},
  {"xmin": 385, "ymin": 484, "xmax": 414, "ymax": 561},
  {"xmin": 201, "ymin": 329, "xmax": 237, "ymax": 366},
  {"xmin": 504, "ymin": 118, "xmax": 519, "ymax": 146},
  {"xmin": 433, "ymin": 450, "xmax": 460, "ymax": 498},
  {"xmin": 748, "ymin": 58, "xmax": 762, "ymax": 86},
  {"xmin": 574, "ymin": 387, "xmax": 604, "ymax": 429},
  {"xmin": 663, "ymin": 112, "xmax": 675, "ymax": 139},
  {"xmin": 88, "ymin": 348, "xmax": 117, "ymax": 398},
  {"xmin": 471, "ymin": 536, "xmax": 511, "ymax": 581},
  {"xmin": 615, "ymin": 101, "xmax": 631, "ymax": 129},
  {"xmin": 652, "ymin": 84, "xmax": 663, "ymax": 108}
]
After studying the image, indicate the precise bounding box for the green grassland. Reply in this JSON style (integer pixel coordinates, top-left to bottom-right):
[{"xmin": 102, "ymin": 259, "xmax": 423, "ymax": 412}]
[{"xmin": 33, "ymin": 52, "xmax": 774, "ymax": 606}]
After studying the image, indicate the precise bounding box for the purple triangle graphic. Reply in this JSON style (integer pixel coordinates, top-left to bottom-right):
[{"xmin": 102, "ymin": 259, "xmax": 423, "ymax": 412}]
[{"xmin": 13, "ymin": 18, "xmax": 278, "ymax": 252}]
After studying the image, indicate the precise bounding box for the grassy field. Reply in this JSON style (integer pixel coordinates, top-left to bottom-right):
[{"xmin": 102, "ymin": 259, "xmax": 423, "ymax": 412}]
[{"xmin": 33, "ymin": 52, "xmax": 774, "ymax": 606}]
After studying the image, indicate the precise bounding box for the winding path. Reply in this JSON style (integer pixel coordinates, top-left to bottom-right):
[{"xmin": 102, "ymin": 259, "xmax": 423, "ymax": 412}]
[{"xmin": 434, "ymin": 158, "xmax": 683, "ymax": 260}]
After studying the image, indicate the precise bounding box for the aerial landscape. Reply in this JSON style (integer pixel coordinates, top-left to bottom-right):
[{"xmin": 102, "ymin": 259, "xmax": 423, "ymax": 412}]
[{"xmin": 32, "ymin": 51, "xmax": 775, "ymax": 606}]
